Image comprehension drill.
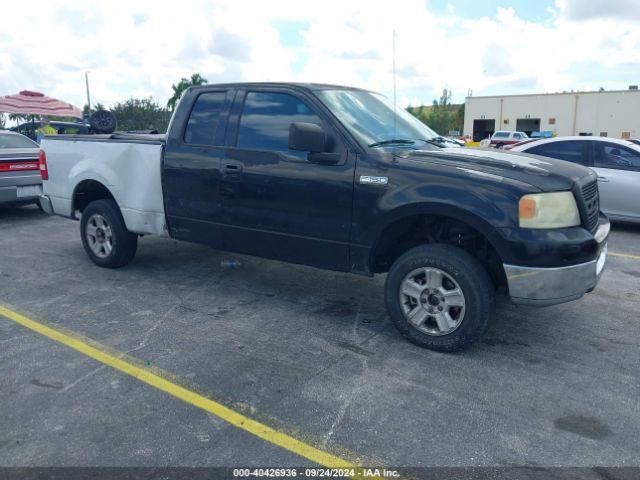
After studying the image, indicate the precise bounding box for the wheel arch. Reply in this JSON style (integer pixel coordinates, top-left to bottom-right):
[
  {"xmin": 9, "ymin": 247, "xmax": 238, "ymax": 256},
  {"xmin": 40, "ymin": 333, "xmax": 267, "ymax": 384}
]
[
  {"xmin": 71, "ymin": 179, "xmax": 118, "ymax": 218},
  {"xmin": 369, "ymin": 203, "xmax": 506, "ymax": 287}
]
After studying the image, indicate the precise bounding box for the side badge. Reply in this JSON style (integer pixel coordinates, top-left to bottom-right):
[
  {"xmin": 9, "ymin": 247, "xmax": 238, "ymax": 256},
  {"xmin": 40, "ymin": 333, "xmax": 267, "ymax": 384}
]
[{"xmin": 359, "ymin": 175, "xmax": 388, "ymax": 186}]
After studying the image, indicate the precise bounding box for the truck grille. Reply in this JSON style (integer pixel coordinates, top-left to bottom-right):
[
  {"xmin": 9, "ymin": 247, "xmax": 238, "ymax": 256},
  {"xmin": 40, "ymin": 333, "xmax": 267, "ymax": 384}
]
[{"xmin": 578, "ymin": 180, "xmax": 600, "ymax": 233}]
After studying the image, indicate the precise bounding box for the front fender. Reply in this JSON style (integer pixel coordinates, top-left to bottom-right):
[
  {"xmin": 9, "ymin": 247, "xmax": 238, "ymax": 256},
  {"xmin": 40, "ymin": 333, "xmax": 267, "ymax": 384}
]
[{"xmin": 349, "ymin": 158, "xmax": 539, "ymax": 274}]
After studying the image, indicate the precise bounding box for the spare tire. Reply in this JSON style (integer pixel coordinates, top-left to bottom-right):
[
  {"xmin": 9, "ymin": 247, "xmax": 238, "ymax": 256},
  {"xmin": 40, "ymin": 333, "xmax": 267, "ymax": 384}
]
[{"xmin": 90, "ymin": 110, "xmax": 117, "ymax": 134}]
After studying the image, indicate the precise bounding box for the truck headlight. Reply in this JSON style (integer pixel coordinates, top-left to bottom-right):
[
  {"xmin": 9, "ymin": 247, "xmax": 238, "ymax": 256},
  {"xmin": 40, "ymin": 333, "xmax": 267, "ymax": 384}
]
[{"xmin": 519, "ymin": 191, "xmax": 581, "ymax": 229}]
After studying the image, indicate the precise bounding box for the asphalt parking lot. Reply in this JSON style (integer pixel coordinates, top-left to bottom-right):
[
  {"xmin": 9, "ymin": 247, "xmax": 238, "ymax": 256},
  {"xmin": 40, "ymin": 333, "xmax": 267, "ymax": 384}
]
[{"xmin": 1, "ymin": 205, "xmax": 639, "ymax": 475}]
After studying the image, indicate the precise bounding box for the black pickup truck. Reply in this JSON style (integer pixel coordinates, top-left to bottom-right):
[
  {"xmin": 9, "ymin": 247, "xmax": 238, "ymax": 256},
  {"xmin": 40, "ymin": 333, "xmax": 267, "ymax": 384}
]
[{"xmin": 39, "ymin": 82, "xmax": 610, "ymax": 351}]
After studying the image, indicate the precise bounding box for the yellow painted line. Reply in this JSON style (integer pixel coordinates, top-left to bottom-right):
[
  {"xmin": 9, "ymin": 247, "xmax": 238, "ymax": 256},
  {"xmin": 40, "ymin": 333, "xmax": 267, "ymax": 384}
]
[
  {"xmin": 0, "ymin": 304, "xmax": 381, "ymax": 476},
  {"xmin": 609, "ymin": 251, "xmax": 640, "ymax": 261}
]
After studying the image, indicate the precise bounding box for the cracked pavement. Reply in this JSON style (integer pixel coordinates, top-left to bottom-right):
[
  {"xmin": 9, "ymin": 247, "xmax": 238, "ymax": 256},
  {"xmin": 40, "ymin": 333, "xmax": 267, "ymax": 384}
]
[{"xmin": 1, "ymin": 205, "xmax": 639, "ymax": 471}]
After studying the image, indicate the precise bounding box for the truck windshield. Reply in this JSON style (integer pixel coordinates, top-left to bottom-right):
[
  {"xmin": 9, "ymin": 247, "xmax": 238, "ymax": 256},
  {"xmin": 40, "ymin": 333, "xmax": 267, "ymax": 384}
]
[{"xmin": 316, "ymin": 89, "xmax": 440, "ymax": 148}]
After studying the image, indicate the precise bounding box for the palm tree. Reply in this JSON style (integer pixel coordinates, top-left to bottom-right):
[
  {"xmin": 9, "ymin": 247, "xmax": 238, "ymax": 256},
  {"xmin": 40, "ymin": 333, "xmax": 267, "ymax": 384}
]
[
  {"xmin": 83, "ymin": 102, "xmax": 107, "ymax": 117},
  {"xmin": 167, "ymin": 73, "xmax": 208, "ymax": 111}
]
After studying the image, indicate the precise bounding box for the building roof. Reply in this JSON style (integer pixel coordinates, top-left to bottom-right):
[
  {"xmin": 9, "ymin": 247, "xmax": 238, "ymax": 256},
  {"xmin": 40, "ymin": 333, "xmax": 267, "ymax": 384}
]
[{"xmin": 465, "ymin": 89, "xmax": 640, "ymax": 100}]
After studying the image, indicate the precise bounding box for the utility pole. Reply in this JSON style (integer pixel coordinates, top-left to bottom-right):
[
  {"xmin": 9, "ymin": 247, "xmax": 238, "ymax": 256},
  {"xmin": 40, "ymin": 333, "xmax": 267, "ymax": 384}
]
[
  {"xmin": 85, "ymin": 71, "xmax": 92, "ymax": 115},
  {"xmin": 392, "ymin": 29, "xmax": 396, "ymax": 144}
]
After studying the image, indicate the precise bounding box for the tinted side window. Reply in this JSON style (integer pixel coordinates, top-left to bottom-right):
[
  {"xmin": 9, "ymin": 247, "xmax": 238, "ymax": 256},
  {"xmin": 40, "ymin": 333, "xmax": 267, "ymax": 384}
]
[
  {"xmin": 184, "ymin": 92, "xmax": 227, "ymax": 145},
  {"xmin": 237, "ymin": 92, "xmax": 321, "ymax": 152},
  {"xmin": 593, "ymin": 143, "xmax": 640, "ymax": 171},
  {"xmin": 493, "ymin": 132, "xmax": 509, "ymax": 138},
  {"xmin": 527, "ymin": 141, "xmax": 589, "ymax": 166}
]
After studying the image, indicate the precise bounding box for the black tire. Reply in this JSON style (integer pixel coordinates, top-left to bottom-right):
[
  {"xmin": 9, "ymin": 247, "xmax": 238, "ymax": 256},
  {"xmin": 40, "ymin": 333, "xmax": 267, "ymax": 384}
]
[
  {"xmin": 80, "ymin": 199, "xmax": 137, "ymax": 268},
  {"xmin": 496, "ymin": 143, "xmax": 505, "ymax": 149},
  {"xmin": 385, "ymin": 244, "xmax": 495, "ymax": 352},
  {"xmin": 89, "ymin": 110, "xmax": 117, "ymax": 134}
]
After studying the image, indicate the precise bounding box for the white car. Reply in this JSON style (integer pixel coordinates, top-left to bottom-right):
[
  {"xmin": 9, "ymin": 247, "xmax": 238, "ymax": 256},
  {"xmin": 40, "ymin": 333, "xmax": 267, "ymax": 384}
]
[{"xmin": 510, "ymin": 136, "xmax": 640, "ymax": 223}]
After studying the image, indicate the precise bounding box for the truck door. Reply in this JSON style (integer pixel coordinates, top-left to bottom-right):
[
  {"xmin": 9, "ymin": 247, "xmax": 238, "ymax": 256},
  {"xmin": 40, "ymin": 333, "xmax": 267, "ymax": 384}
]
[
  {"xmin": 162, "ymin": 89, "xmax": 234, "ymax": 246},
  {"xmin": 218, "ymin": 88, "xmax": 355, "ymax": 271}
]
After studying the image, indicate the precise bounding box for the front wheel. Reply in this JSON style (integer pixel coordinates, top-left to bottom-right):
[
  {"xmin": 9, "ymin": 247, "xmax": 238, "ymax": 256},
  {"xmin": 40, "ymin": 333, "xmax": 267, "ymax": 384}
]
[
  {"xmin": 385, "ymin": 244, "xmax": 495, "ymax": 352},
  {"xmin": 80, "ymin": 199, "xmax": 137, "ymax": 268}
]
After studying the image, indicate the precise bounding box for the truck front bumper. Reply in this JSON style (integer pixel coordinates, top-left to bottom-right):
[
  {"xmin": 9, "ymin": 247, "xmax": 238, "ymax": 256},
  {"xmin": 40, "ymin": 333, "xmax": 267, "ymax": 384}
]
[{"xmin": 504, "ymin": 218, "xmax": 610, "ymax": 306}]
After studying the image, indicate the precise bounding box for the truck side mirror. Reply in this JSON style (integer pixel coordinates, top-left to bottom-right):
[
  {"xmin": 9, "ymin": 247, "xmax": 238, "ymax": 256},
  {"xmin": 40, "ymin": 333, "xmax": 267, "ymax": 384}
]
[{"xmin": 289, "ymin": 122, "xmax": 325, "ymax": 153}]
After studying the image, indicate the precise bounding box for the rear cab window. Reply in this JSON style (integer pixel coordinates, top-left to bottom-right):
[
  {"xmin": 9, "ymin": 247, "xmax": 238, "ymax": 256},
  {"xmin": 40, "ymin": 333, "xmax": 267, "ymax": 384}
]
[
  {"xmin": 184, "ymin": 91, "xmax": 228, "ymax": 145},
  {"xmin": 493, "ymin": 132, "xmax": 510, "ymax": 138}
]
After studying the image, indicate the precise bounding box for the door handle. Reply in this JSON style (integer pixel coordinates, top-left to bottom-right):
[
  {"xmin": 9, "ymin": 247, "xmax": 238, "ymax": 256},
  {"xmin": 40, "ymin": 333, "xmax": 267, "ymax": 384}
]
[
  {"xmin": 223, "ymin": 163, "xmax": 242, "ymax": 175},
  {"xmin": 597, "ymin": 176, "xmax": 609, "ymax": 182}
]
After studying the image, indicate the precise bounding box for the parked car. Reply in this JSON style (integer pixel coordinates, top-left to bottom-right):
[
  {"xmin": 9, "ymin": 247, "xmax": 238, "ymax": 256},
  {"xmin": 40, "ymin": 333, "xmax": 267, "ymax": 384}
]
[
  {"xmin": 0, "ymin": 131, "xmax": 42, "ymax": 206},
  {"xmin": 11, "ymin": 121, "xmax": 90, "ymax": 140},
  {"xmin": 490, "ymin": 131, "xmax": 528, "ymax": 149},
  {"xmin": 39, "ymin": 83, "xmax": 609, "ymax": 352},
  {"xmin": 510, "ymin": 136, "xmax": 640, "ymax": 223},
  {"xmin": 504, "ymin": 138, "xmax": 540, "ymax": 151}
]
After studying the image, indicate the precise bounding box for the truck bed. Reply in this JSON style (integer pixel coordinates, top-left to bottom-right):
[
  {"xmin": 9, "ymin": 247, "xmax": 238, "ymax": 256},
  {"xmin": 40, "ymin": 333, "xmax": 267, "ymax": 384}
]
[
  {"xmin": 41, "ymin": 134, "xmax": 168, "ymax": 236},
  {"xmin": 44, "ymin": 132, "xmax": 166, "ymax": 144}
]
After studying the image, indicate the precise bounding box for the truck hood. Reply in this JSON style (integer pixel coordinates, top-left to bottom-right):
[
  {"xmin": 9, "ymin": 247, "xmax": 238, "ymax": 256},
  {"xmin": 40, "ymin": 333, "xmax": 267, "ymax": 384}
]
[{"xmin": 396, "ymin": 147, "xmax": 595, "ymax": 191}]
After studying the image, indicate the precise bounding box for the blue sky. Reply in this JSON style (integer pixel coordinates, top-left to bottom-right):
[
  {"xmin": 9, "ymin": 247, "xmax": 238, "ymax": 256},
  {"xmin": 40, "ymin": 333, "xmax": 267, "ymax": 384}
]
[
  {"xmin": 429, "ymin": 0, "xmax": 555, "ymax": 22},
  {"xmin": 1, "ymin": 0, "xmax": 639, "ymax": 110}
]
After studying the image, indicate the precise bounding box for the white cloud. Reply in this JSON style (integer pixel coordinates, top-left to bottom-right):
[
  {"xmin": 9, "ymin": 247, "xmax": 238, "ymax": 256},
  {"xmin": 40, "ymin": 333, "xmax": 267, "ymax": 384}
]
[{"xmin": 0, "ymin": 0, "xmax": 639, "ymax": 114}]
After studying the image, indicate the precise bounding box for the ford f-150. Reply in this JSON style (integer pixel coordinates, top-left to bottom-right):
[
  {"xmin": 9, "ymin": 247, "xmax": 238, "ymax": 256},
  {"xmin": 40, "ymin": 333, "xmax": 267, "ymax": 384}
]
[{"xmin": 39, "ymin": 83, "xmax": 609, "ymax": 351}]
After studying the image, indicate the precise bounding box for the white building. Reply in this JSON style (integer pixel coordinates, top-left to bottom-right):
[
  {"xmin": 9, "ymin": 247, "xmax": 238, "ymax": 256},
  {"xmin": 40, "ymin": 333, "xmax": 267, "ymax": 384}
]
[{"xmin": 463, "ymin": 88, "xmax": 640, "ymax": 141}]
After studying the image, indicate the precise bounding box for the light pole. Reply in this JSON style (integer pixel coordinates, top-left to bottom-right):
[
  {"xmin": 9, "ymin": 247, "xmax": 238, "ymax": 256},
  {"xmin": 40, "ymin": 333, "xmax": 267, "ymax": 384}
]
[{"xmin": 85, "ymin": 71, "xmax": 92, "ymax": 115}]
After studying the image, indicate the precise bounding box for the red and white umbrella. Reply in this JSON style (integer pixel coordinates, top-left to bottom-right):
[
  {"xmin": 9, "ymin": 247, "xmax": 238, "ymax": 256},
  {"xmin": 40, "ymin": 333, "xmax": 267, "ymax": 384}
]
[{"xmin": 0, "ymin": 90, "xmax": 82, "ymax": 118}]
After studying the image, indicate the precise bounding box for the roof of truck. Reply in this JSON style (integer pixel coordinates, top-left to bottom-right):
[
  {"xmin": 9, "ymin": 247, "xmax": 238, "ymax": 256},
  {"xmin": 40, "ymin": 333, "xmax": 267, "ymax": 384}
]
[{"xmin": 188, "ymin": 82, "xmax": 370, "ymax": 92}]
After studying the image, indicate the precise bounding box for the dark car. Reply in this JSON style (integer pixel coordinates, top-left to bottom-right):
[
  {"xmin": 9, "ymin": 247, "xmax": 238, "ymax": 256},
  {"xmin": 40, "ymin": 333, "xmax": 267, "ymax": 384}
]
[
  {"xmin": 11, "ymin": 121, "xmax": 90, "ymax": 140},
  {"xmin": 0, "ymin": 131, "xmax": 42, "ymax": 206}
]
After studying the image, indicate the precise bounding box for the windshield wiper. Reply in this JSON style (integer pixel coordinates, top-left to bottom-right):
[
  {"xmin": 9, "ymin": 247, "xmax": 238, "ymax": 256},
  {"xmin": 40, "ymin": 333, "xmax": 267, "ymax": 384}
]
[
  {"xmin": 368, "ymin": 139, "xmax": 415, "ymax": 148},
  {"xmin": 417, "ymin": 137, "xmax": 449, "ymax": 148}
]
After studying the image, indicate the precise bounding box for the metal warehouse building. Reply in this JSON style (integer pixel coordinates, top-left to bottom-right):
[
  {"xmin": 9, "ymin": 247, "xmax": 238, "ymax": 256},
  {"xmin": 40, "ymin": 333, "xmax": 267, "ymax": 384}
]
[{"xmin": 463, "ymin": 88, "xmax": 640, "ymax": 141}]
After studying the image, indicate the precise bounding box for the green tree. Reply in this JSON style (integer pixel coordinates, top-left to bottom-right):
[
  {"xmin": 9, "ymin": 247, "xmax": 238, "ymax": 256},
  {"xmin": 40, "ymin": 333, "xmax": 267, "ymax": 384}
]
[
  {"xmin": 111, "ymin": 97, "xmax": 172, "ymax": 132},
  {"xmin": 407, "ymin": 88, "xmax": 464, "ymax": 136},
  {"xmin": 83, "ymin": 102, "xmax": 106, "ymax": 117},
  {"xmin": 167, "ymin": 73, "xmax": 208, "ymax": 111},
  {"xmin": 8, "ymin": 113, "xmax": 31, "ymax": 123}
]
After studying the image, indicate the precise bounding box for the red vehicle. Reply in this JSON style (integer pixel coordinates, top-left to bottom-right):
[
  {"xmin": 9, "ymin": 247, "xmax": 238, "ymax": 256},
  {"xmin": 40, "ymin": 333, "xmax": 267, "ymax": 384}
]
[{"xmin": 490, "ymin": 131, "xmax": 528, "ymax": 148}]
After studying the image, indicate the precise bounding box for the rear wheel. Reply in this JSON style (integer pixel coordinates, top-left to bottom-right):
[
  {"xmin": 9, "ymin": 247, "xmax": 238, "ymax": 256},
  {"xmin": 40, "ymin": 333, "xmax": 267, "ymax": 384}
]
[
  {"xmin": 496, "ymin": 143, "xmax": 505, "ymax": 149},
  {"xmin": 80, "ymin": 199, "xmax": 137, "ymax": 268},
  {"xmin": 385, "ymin": 244, "xmax": 494, "ymax": 352}
]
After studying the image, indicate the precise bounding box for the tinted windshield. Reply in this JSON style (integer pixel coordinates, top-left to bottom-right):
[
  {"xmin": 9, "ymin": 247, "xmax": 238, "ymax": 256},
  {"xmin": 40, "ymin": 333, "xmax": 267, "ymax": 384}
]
[
  {"xmin": 315, "ymin": 89, "xmax": 439, "ymax": 147},
  {"xmin": 0, "ymin": 133, "xmax": 38, "ymax": 149}
]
